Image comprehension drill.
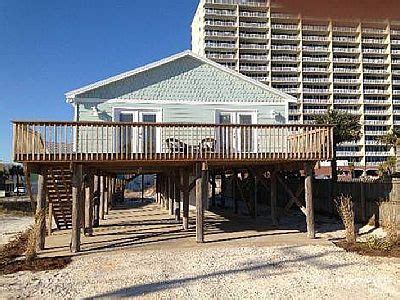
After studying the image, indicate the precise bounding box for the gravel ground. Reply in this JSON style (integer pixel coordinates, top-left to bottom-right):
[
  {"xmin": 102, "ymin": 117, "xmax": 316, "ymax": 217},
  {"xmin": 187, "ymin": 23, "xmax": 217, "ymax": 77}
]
[{"xmin": 1, "ymin": 244, "xmax": 399, "ymax": 299}]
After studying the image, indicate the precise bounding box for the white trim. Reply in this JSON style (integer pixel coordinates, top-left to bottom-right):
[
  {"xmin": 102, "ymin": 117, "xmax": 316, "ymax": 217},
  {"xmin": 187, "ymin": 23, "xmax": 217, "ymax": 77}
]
[
  {"xmin": 74, "ymin": 98, "xmax": 290, "ymax": 106},
  {"xmin": 65, "ymin": 50, "xmax": 296, "ymax": 103},
  {"xmin": 112, "ymin": 106, "xmax": 163, "ymax": 122}
]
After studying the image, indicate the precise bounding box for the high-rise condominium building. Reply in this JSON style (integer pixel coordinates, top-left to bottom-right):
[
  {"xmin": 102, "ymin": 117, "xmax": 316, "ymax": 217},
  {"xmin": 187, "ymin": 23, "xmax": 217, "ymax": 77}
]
[{"xmin": 192, "ymin": 0, "xmax": 400, "ymax": 170}]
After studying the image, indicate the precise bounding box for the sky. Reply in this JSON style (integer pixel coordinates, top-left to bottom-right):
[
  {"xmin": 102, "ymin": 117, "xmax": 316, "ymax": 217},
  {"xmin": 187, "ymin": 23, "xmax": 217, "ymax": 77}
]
[{"xmin": 0, "ymin": 0, "xmax": 198, "ymax": 162}]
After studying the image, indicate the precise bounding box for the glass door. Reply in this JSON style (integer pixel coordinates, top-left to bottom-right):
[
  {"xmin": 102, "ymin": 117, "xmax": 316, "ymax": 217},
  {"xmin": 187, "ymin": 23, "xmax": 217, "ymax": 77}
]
[
  {"xmin": 216, "ymin": 111, "xmax": 256, "ymax": 155},
  {"xmin": 139, "ymin": 112, "xmax": 158, "ymax": 154}
]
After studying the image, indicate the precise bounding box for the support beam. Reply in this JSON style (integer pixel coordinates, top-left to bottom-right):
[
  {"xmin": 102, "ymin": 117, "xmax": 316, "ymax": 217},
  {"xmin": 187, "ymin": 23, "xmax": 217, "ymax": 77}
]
[
  {"xmin": 141, "ymin": 175, "xmax": 145, "ymax": 203},
  {"xmin": 104, "ymin": 176, "xmax": 109, "ymax": 215},
  {"xmin": 35, "ymin": 173, "xmax": 47, "ymax": 251},
  {"xmin": 84, "ymin": 174, "xmax": 94, "ymax": 237},
  {"xmin": 181, "ymin": 168, "xmax": 190, "ymax": 230},
  {"xmin": 254, "ymin": 174, "xmax": 258, "ymax": 219},
  {"xmin": 211, "ymin": 173, "xmax": 216, "ymax": 207},
  {"xmin": 169, "ymin": 176, "xmax": 174, "ymax": 216},
  {"xmin": 93, "ymin": 175, "xmax": 100, "ymax": 227},
  {"xmin": 232, "ymin": 172, "xmax": 238, "ymax": 214},
  {"xmin": 270, "ymin": 170, "xmax": 278, "ymax": 226},
  {"xmin": 71, "ymin": 164, "xmax": 83, "ymax": 253},
  {"xmin": 174, "ymin": 171, "xmax": 181, "ymax": 221},
  {"xmin": 305, "ymin": 162, "xmax": 315, "ymax": 239},
  {"xmin": 196, "ymin": 162, "xmax": 208, "ymax": 243},
  {"xmin": 99, "ymin": 175, "xmax": 105, "ymax": 220},
  {"xmin": 277, "ymin": 175, "xmax": 307, "ymax": 215}
]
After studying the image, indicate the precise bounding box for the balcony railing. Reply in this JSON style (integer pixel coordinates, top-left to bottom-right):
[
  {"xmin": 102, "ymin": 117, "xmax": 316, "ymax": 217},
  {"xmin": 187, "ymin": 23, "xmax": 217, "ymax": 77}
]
[{"xmin": 12, "ymin": 121, "xmax": 333, "ymax": 163}]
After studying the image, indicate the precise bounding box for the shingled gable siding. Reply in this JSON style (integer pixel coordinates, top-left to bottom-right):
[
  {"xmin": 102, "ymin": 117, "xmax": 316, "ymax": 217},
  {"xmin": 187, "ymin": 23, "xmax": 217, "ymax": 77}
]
[
  {"xmin": 75, "ymin": 56, "xmax": 285, "ymax": 104},
  {"xmin": 75, "ymin": 55, "xmax": 289, "ymax": 124}
]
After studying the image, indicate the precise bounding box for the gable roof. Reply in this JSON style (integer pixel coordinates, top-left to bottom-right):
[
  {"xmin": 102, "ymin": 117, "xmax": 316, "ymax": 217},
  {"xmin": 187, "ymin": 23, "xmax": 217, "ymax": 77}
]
[{"xmin": 65, "ymin": 50, "xmax": 296, "ymax": 103}]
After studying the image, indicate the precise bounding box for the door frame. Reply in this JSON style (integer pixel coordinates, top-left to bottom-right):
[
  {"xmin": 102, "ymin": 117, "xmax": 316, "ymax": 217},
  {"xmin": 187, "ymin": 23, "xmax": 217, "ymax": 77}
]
[
  {"xmin": 215, "ymin": 109, "xmax": 258, "ymax": 153},
  {"xmin": 112, "ymin": 107, "xmax": 162, "ymax": 153}
]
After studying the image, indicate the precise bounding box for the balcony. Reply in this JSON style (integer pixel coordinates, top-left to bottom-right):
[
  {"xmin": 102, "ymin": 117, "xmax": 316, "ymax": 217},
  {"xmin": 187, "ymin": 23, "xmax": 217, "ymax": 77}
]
[
  {"xmin": 239, "ymin": 11, "xmax": 268, "ymax": 18},
  {"xmin": 362, "ymin": 28, "xmax": 386, "ymax": 34},
  {"xmin": 334, "ymin": 89, "xmax": 360, "ymax": 94},
  {"xmin": 303, "ymin": 109, "xmax": 328, "ymax": 114},
  {"xmin": 205, "ymin": 20, "xmax": 237, "ymax": 27},
  {"xmin": 364, "ymin": 99, "xmax": 390, "ymax": 104},
  {"xmin": 240, "ymin": 65, "xmax": 269, "ymax": 72},
  {"xmin": 337, "ymin": 151, "xmax": 363, "ymax": 157},
  {"xmin": 334, "ymin": 68, "xmax": 359, "ymax": 73},
  {"xmin": 364, "ymin": 130, "xmax": 388, "ymax": 135},
  {"xmin": 240, "ymin": 54, "xmax": 268, "ymax": 61},
  {"xmin": 240, "ymin": 32, "xmax": 268, "ymax": 39},
  {"xmin": 333, "ymin": 58, "xmax": 359, "ymax": 64},
  {"xmin": 333, "ymin": 26, "xmax": 358, "ymax": 33},
  {"xmin": 302, "ymin": 36, "xmax": 329, "ymax": 42},
  {"xmin": 363, "ymin": 58, "xmax": 387, "ymax": 64},
  {"xmin": 303, "ymin": 88, "xmax": 330, "ymax": 94},
  {"xmin": 362, "ymin": 38, "xmax": 386, "ymax": 44},
  {"xmin": 303, "ymin": 77, "xmax": 330, "ymax": 83},
  {"xmin": 12, "ymin": 121, "xmax": 334, "ymax": 163},
  {"xmin": 303, "ymin": 98, "xmax": 330, "ymax": 104},
  {"xmin": 303, "ymin": 46, "xmax": 329, "ymax": 52},
  {"xmin": 272, "ymin": 56, "xmax": 298, "ymax": 62},
  {"xmin": 206, "ymin": 42, "xmax": 236, "ymax": 49},
  {"xmin": 271, "ymin": 34, "xmax": 299, "ymax": 41},
  {"xmin": 303, "ymin": 57, "xmax": 329, "ymax": 63},
  {"xmin": 364, "ymin": 110, "xmax": 389, "ymax": 115},
  {"xmin": 206, "ymin": 31, "xmax": 237, "ymax": 38},
  {"xmin": 363, "ymin": 79, "xmax": 388, "ymax": 84},
  {"xmin": 240, "ymin": 43, "xmax": 268, "ymax": 50},
  {"xmin": 239, "ymin": 22, "xmax": 268, "ymax": 28},
  {"xmin": 303, "ymin": 25, "xmax": 329, "ymax": 32},
  {"xmin": 335, "ymin": 109, "xmax": 361, "ymax": 114},
  {"xmin": 363, "ymin": 89, "xmax": 388, "ymax": 95},
  {"xmin": 271, "ymin": 45, "xmax": 299, "ymax": 51},
  {"xmin": 205, "ymin": 9, "xmax": 237, "ymax": 17},
  {"xmin": 365, "ymin": 152, "xmax": 392, "ymax": 157},
  {"xmin": 303, "ymin": 67, "xmax": 329, "ymax": 73},
  {"xmin": 363, "ymin": 69, "xmax": 387, "ymax": 74},
  {"xmin": 363, "ymin": 48, "xmax": 386, "ymax": 54},
  {"xmin": 272, "ymin": 24, "xmax": 298, "ymax": 31},
  {"xmin": 334, "ymin": 99, "xmax": 360, "ymax": 104},
  {"xmin": 271, "ymin": 77, "xmax": 298, "ymax": 82},
  {"xmin": 332, "ymin": 36, "xmax": 358, "ymax": 43},
  {"xmin": 364, "ymin": 120, "xmax": 389, "ymax": 125},
  {"xmin": 392, "ymin": 49, "xmax": 400, "ymax": 55},
  {"xmin": 272, "ymin": 66, "xmax": 298, "ymax": 72},
  {"xmin": 334, "ymin": 78, "xmax": 359, "ymax": 84},
  {"xmin": 270, "ymin": 13, "xmax": 295, "ymax": 20},
  {"xmin": 333, "ymin": 47, "xmax": 359, "ymax": 53},
  {"xmin": 207, "ymin": 53, "xmax": 236, "ymax": 60}
]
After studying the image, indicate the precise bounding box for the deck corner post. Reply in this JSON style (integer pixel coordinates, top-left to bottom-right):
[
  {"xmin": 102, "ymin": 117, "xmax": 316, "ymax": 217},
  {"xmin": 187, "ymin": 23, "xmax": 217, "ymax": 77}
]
[
  {"xmin": 168, "ymin": 176, "xmax": 174, "ymax": 216},
  {"xmin": 99, "ymin": 175, "xmax": 105, "ymax": 220},
  {"xmin": 84, "ymin": 173, "xmax": 94, "ymax": 237},
  {"xmin": 196, "ymin": 162, "xmax": 208, "ymax": 243},
  {"xmin": 93, "ymin": 175, "xmax": 100, "ymax": 228},
  {"xmin": 35, "ymin": 172, "xmax": 47, "ymax": 251},
  {"xmin": 181, "ymin": 168, "xmax": 190, "ymax": 231},
  {"xmin": 304, "ymin": 162, "xmax": 315, "ymax": 239},
  {"xmin": 270, "ymin": 170, "xmax": 278, "ymax": 226},
  {"xmin": 174, "ymin": 170, "xmax": 181, "ymax": 221},
  {"xmin": 71, "ymin": 164, "xmax": 83, "ymax": 253}
]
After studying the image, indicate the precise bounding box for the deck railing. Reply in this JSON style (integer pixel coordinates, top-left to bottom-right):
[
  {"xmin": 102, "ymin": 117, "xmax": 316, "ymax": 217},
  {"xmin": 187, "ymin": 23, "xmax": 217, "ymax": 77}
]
[{"xmin": 12, "ymin": 121, "xmax": 334, "ymax": 162}]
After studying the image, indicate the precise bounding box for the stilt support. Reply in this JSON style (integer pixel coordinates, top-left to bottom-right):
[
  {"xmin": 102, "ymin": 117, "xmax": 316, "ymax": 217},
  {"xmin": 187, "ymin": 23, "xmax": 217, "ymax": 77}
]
[
  {"xmin": 305, "ymin": 162, "xmax": 315, "ymax": 239},
  {"xmin": 71, "ymin": 164, "xmax": 83, "ymax": 253},
  {"xmin": 196, "ymin": 162, "xmax": 208, "ymax": 243}
]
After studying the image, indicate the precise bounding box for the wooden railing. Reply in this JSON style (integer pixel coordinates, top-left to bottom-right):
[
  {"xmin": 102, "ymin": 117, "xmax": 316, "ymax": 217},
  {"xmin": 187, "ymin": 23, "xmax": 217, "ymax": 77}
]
[{"xmin": 12, "ymin": 121, "xmax": 333, "ymax": 162}]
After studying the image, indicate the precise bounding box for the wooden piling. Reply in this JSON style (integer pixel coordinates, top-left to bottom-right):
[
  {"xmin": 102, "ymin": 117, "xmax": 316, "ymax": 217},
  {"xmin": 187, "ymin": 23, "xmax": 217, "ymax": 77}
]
[
  {"xmin": 270, "ymin": 170, "xmax": 278, "ymax": 226},
  {"xmin": 169, "ymin": 176, "xmax": 174, "ymax": 216},
  {"xmin": 93, "ymin": 175, "xmax": 100, "ymax": 227},
  {"xmin": 104, "ymin": 176, "xmax": 109, "ymax": 215},
  {"xmin": 196, "ymin": 162, "xmax": 208, "ymax": 243},
  {"xmin": 71, "ymin": 164, "xmax": 83, "ymax": 253},
  {"xmin": 35, "ymin": 173, "xmax": 47, "ymax": 251},
  {"xmin": 84, "ymin": 174, "xmax": 94, "ymax": 237},
  {"xmin": 99, "ymin": 175, "xmax": 105, "ymax": 220},
  {"xmin": 305, "ymin": 162, "xmax": 315, "ymax": 239},
  {"xmin": 174, "ymin": 171, "xmax": 181, "ymax": 221},
  {"xmin": 181, "ymin": 168, "xmax": 190, "ymax": 231}
]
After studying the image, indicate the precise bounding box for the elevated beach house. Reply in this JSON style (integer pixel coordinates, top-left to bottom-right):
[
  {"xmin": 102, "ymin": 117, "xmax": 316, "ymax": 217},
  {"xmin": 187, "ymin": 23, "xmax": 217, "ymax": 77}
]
[{"xmin": 13, "ymin": 51, "xmax": 333, "ymax": 252}]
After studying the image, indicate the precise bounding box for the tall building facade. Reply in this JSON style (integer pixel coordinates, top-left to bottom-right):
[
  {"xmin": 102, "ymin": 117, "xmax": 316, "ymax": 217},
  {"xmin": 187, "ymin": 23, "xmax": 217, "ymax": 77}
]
[{"xmin": 192, "ymin": 0, "xmax": 400, "ymax": 170}]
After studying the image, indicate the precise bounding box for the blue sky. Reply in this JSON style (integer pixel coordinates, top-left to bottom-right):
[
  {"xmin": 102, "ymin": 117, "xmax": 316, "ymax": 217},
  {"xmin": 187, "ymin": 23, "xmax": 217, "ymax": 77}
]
[{"xmin": 0, "ymin": 0, "xmax": 198, "ymax": 162}]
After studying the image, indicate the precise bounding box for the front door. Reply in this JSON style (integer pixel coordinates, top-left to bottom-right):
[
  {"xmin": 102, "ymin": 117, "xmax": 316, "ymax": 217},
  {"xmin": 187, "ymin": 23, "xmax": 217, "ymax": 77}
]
[
  {"xmin": 216, "ymin": 111, "xmax": 256, "ymax": 154},
  {"xmin": 116, "ymin": 109, "xmax": 161, "ymax": 155}
]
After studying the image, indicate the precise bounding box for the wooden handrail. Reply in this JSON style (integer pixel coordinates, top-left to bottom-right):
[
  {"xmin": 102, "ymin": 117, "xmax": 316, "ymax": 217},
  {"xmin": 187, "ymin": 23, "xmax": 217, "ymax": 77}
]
[{"xmin": 12, "ymin": 121, "xmax": 334, "ymax": 163}]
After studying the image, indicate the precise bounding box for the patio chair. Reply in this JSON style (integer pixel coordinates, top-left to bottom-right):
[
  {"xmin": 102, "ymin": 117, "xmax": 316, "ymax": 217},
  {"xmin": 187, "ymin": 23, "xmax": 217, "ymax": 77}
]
[{"xmin": 200, "ymin": 137, "xmax": 216, "ymax": 153}]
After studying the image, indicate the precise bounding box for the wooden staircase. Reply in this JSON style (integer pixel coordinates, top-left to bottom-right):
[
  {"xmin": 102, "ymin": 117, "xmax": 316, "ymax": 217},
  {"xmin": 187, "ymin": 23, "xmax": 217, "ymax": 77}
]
[{"xmin": 45, "ymin": 167, "xmax": 73, "ymax": 230}]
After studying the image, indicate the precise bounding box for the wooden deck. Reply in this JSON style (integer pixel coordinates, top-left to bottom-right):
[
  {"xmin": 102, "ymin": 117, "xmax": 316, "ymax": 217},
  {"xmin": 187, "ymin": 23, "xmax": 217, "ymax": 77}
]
[{"xmin": 13, "ymin": 121, "xmax": 333, "ymax": 164}]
